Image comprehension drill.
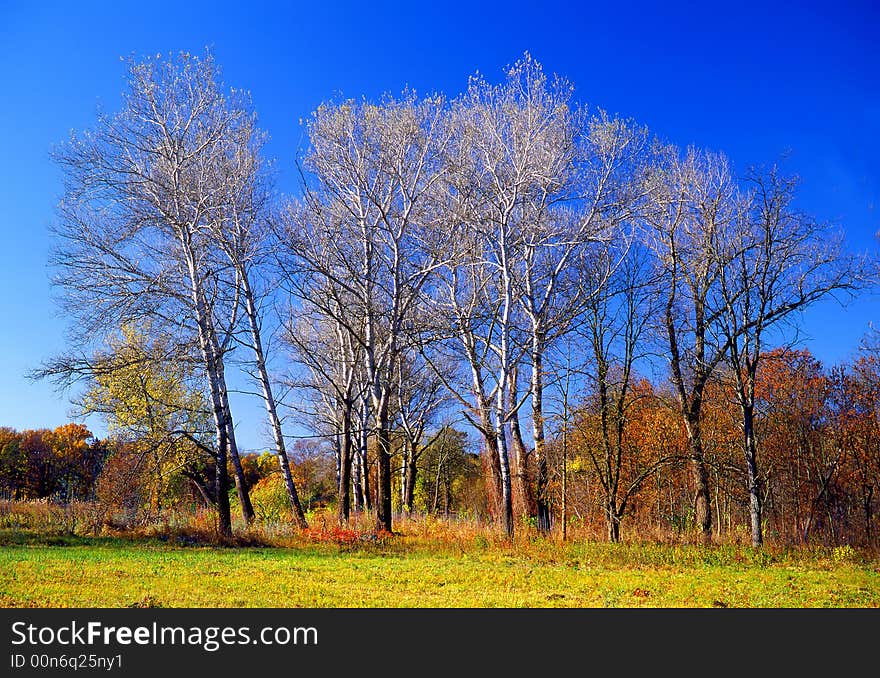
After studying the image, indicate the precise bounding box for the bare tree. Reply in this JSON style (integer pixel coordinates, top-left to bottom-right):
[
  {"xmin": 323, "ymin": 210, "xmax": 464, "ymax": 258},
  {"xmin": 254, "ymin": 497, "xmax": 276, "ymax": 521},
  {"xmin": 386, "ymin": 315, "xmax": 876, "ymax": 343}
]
[
  {"xmin": 213, "ymin": 145, "xmax": 309, "ymax": 528},
  {"xmin": 438, "ymin": 54, "xmax": 582, "ymax": 536},
  {"xmin": 285, "ymin": 92, "xmax": 453, "ymax": 533},
  {"xmin": 44, "ymin": 51, "xmax": 259, "ymax": 536},
  {"xmin": 643, "ymin": 145, "xmax": 740, "ymax": 541},
  {"xmin": 717, "ymin": 165, "xmax": 865, "ymax": 547},
  {"xmin": 425, "ymin": 230, "xmax": 506, "ymax": 526},
  {"xmin": 578, "ymin": 247, "xmax": 675, "ymax": 541},
  {"xmin": 282, "ymin": 292, "xmax": 364, "ymax": 525},
  {"xmin": 515, "ymin": 112, "xmax": 649, "ymax": 532},
  {"xmin": 393, "ymin": 350, "xmax": 449, "ymax": 513}
]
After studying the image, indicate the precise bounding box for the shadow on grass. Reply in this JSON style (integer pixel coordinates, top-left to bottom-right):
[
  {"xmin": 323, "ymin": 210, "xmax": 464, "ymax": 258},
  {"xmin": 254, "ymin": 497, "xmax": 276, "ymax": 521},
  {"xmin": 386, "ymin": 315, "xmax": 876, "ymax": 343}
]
[
  {"xmin": 0, "ymin": 527, "xmax": 410, "ymax": 557},
  {"xmin": 0, "ymin": 528, "xmax": 267, "ymax": 549}
]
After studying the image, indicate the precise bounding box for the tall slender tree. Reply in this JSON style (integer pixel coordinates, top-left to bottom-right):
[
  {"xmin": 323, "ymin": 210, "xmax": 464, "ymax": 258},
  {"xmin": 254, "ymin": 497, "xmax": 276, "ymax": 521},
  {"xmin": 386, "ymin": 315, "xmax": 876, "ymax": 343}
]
[
  {"xmin": 643, "ymin": 145, "xmax": 739, "ymax": 540},
  {"xmin": 44, "ymin": 51, "xmax": 257, "ymax": 535},
  {"xmin": 717, "ymin": 165, "xmax": 864, "ymax": 546}
]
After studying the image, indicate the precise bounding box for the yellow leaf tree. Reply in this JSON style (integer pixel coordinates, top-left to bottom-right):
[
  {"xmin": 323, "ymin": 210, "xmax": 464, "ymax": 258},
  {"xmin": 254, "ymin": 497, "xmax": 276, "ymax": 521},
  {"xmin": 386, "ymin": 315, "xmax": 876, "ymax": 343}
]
[{"xmin": 82, "ymin": 324, "xmax": 211, "ymax": 520}]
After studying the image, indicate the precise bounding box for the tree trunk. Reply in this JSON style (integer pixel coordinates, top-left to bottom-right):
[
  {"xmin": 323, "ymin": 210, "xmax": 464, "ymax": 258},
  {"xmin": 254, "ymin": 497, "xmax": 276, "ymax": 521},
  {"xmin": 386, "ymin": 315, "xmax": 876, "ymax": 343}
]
[
  {"xmin": 480, "ymin": 430, "xmax": 503, "ymax": 521},
  {"xmin": 352, "ymin": 440, "xmax": 364, "ymax": 512},
  {"xmin": 338, "ymin": 405, "xmax": 353, "ymax": 525},
  {"xmin": 359, "ymin": 399, "xmax": 371, "ymax": 511},
  {"xmin": 509, "ymin": 407, "xmax": 536, "ymax": 521},
  {"xmin": 743, "ymin": 403, "xmax": 763, "ymax": 547},
  {"xmin": 334, "ymin": 430, "xmax": 342, "ymax": 492},
  {"xmin": 687, "ymin": 428, "xmax": 712, "ymax": 540},
  {"xmin": 432, "ymin": 455, "xmax": 443, "ymax": 514},
  {"xmin": 561, "ymin": 427, "xmax": 567, "ymax": 541},
  {"xmin": 607, "ymin": 505, "xmax": 621, "ymax": 543},
  {"xmin": 214, "ymin": 422, "xmax": 232, "ymax": 538},
  {"xmin": 184, "ymin": 249, "xmax": 231, "ymax": 538},
  {"xmin": 530, "ymin": 343, "xmax": 550, "ymax": 532},
  {"xmin": 400, "ymin": 440, "xmax": 409, "ymax": 511},
  {"xmin": 204, "ymin": 345, "xmax": 231, "ymax": 537},
  {"xmin": 224, "ymin": 406, "xmax": 255, "ymax": 525},
  {"xmin": 403, "ymin": 441, "xmax": 418, "ymax": 514},
  {"xmin": 361, "ymin": 444, "xmax": 371, "ymax": 511},
  {"xmin": 495, "ymin": 402, "xmax": 514, "ymax": 538},
  {"xmin": 211, "ymin": 333, "xmax": 255, "ymax": 526},
  {"xmin": 241, "ymin": 272, "xmax": 307, "ymax": 528},
  {"xmin": 444, "ymin": 464, "xmax": 452, "ymax": 517},
  {"xmin": 375, "ymin": 398, "xmax": 393, "ymax": 533}
]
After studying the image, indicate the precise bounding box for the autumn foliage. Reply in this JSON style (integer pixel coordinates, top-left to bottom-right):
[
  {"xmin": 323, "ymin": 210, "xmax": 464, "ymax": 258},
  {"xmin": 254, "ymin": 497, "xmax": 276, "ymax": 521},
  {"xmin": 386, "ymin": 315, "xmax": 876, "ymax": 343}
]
[
  {"xmin": 539, "ymin": 348, "xmax": 879, "ymax": 546},
  {"xmin": 0, "ymin": 424, "xmax": 104, "ymax": 502}
]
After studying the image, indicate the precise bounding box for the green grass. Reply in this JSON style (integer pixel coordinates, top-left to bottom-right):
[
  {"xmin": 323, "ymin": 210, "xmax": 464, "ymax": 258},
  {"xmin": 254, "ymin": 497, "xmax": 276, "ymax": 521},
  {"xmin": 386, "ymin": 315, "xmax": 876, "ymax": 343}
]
[{"xmin": 0, "ymin": 529, "xmax": 877, "ymax": 608}]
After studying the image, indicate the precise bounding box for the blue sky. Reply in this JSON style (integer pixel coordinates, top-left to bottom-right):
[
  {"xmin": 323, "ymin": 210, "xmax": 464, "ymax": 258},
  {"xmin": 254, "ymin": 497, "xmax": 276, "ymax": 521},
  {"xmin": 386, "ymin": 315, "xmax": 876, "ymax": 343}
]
[{"xmin": 0, "ymin": 0, "xmax": 878, "ymax": 450}]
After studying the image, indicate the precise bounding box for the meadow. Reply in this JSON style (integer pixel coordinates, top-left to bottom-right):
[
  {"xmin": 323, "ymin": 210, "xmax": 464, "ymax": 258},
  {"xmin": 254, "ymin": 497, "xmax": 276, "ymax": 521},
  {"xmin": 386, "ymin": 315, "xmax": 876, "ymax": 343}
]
[{"xmin": 0, "ymin": 511, "xmax": 877, "ymax": 608}]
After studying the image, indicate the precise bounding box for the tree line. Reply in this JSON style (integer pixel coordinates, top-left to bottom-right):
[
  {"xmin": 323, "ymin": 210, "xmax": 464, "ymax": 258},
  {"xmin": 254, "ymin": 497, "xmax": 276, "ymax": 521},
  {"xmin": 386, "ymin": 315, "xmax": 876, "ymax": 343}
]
[
  {"xmin": 0, "ymin": 424, "xmax": 103, "ymax": 502},
  {"xmin": 33, "ymin": 50, "xmax": 875, "ymax": 547}
]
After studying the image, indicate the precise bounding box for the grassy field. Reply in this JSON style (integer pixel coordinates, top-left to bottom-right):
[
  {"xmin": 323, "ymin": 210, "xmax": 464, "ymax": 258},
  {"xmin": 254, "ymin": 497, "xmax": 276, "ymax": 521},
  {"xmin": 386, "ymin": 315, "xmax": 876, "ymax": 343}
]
[{"xmin": 1, "ymin": 527, "xmax": 878, "ymax": 608}]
